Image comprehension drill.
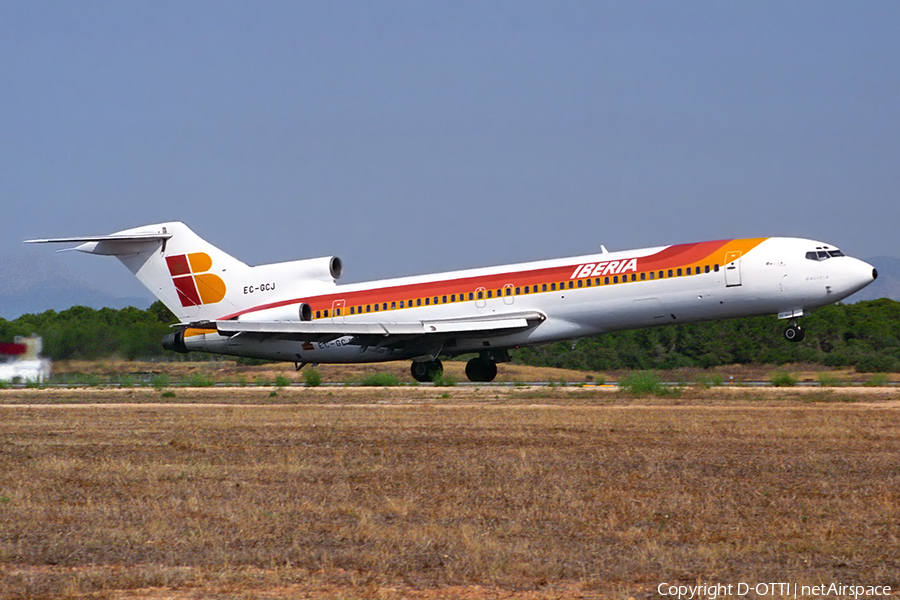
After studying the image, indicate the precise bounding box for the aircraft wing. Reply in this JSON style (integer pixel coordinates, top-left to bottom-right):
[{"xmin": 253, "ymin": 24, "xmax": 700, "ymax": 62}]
[{"xmin": 214, "ymin": 310, "xmax": 546, "ymax": 344}]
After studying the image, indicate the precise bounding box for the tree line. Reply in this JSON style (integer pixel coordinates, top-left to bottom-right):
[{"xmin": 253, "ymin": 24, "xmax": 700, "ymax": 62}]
[{"xmin": 1, "ymin": 299, "xmax": 898, "ymax": 372}]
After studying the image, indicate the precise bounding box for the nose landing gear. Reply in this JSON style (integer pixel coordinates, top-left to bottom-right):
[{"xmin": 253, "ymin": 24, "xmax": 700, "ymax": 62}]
[{"xmin": 784, "ymin": 321, "xmax": 805, "ymax": 342}]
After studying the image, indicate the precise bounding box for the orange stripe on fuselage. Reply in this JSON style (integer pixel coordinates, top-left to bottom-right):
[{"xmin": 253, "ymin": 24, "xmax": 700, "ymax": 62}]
[{"xmin": 217, "ymin": 238, "xmax": 768, "ymax": 321}]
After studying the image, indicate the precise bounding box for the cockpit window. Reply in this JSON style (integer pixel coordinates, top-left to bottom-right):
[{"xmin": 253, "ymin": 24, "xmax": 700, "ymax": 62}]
[{"xmin": 805, "ymin": 247, "xmax": 845, "ymax": 261}]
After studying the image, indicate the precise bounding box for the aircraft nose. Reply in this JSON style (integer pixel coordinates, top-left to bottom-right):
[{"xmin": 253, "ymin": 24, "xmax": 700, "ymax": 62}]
[{"xmin": 848, "ymin": 258, "xmax": 878, "ymax": 293}]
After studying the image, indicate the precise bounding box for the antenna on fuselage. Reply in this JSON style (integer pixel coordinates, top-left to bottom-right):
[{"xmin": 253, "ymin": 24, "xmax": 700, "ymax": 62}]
[{"xmin": 600, "ymin": 245, "xmax": 609, "ymax": 254}]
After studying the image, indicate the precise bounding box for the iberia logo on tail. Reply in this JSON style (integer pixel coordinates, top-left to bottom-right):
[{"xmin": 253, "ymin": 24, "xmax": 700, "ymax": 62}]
[{"xmin": 166, "ymin": 253, "xmax": 226, "ymax": 307}]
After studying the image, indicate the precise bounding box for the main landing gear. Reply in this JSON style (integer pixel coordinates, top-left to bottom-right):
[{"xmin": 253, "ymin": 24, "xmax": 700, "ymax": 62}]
[
  {"xmin": 409, "ymin": 352, "xmax": 503, "ymax": 383},
  {"xmin": 784, "ymin": 321, "xmax": 806, "ymax": 342},
  {"xmin": 465, "ymin": 355, "xmax": 498, "ymax": 382},
  {"xmin": 410, "ymin": 359, "xmax": 443, "ymax": 383}
]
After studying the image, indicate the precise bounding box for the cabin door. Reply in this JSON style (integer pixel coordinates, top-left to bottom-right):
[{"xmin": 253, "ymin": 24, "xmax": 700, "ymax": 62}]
[{"xmin": 724, "ymin": 251, "xmax": 742, "ymax": 287}]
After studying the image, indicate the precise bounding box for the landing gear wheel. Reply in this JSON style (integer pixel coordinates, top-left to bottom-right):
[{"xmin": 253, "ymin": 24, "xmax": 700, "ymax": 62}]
[
  {"xmin": 465, "ymin": 357, "xmax": 498, "ymax": 382},
  {"xmin": 410, "ymin": 359, "xmax": 443, "ymax": 383},
  {"xmin": 784, "ymin": 324, "xmax": 805, "ymax": 342}
]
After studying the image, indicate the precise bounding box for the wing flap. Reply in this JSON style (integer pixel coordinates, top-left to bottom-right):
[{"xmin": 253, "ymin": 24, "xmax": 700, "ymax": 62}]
[{"xmin": 215, "ymin": 310, "xmax": 544, "ymax": 338}]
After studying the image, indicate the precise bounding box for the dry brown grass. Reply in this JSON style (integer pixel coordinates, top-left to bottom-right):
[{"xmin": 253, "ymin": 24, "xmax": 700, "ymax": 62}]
[
  {"xmin": 48, "ymin": 358, "xmax": 899, "ymax": 387},
  {"xmin": 1, "ymin": 388, "xmax": 899, "ymax": 599}
]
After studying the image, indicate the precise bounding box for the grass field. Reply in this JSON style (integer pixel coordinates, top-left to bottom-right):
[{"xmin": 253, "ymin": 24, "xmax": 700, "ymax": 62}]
[{"xmin": 1, "ymin": 384, "xmax": 899, "ymax": 599}]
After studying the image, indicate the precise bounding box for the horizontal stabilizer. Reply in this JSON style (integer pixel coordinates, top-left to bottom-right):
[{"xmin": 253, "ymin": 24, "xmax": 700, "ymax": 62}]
[
  {"xmin": 25, "ymin": 233, "xmax": 173, "ymax": 244},
  {"xmin": 25, "ymin": 232, "xmax": 173, "ymax": 256}
]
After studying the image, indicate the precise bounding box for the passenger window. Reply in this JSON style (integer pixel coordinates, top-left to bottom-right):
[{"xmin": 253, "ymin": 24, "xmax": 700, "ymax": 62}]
[
  {"xmin": 677, "ymin": 268, "xmax": 682, "ymax": 276},
  {"xmin": 391, "ymin": 302, "xmax": 396, "ymax": 309},
  {"xmin": 714, "ymin": 265, "xmax": 719, "ymax": 272},
  {"xmin": 316, "ymin": 311, "xmax": 321, "ymax": 319},
  {"xmin": 550, "ymin": 283, "xmax": 556, "ymax": 291},
  {"xmin": 631, "ymin": 274, "xmax": 637, "ymax": 282},
  {"xmin": 658, "ymin": 271, "xmax": 663, "ymax": 279},
  {"xmin": 399, "ymin": 301, "xmax": 404, "ymax": 308},
  {"xmin": 451, "ymin": 294, "xmax": 456, "ymax": 302},
  {"xmin": 350, "ymin": 307, "xmax": 355, "ymax": 315},
  {"xmin": 324, "ymin": 310, "xmax": 329, "ymax": 317},
  {"xmin": 477, "ymin": 291, "xmax": 483, "ymax": 299},
  {"xmin": 366, "ymin": 305, "xmax": 371, "ymax": 313},
  {"xmin": 382, "ymin": 303, "xmax": 387, "ymax": 311},
  {"xmin": 443, "ymin": 295, "xmax": 448, "ymax": 303},
  {"xmin": 604, "ymin": 277, "xmax": 609, "ymax": 285},
  {"xmin": 640, "ymin": 273, "xmax": 646, "ymax": 281},
  {"xmin": 704, "ymin": 265, "xmax": 710, "ymax": 273},
  {"xmin": 469, "ymin": 292, "xmax": 474, "ymax": 300},
  {"xmin": 668, "ymin": 270, "xmax": 673, "ymax": 277},
  {"xmin": 542, "ymin": 284, "xmax": 547, "ymax": 292},
  {"xmin": 649, "ymin": 272, "xmax": 655, "ymax": 280},
  {"xmin": 613, "ymin": 275, "xmax": 618, "ymax": 284},
  {"xmin": 577, "ymin": 280, "xmax": 582, "ymax": 288}
]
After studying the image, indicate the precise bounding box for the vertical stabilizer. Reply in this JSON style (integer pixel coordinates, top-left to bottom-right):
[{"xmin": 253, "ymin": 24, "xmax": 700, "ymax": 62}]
[{"xmin": 26, "ymin": 222, "xmax": 249, "ymax": 323}]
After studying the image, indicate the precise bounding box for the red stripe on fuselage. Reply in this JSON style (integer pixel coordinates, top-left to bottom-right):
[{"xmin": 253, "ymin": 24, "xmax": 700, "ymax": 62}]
[{"xmin": 216, "ymin": 239, "xmax": 746, "ymax": 321}]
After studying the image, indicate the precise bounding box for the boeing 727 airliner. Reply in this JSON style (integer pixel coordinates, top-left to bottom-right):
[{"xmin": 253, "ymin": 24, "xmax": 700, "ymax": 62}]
[{"xmin": 27, "ymin": 222, "xmax": 876, "ymax": 382}]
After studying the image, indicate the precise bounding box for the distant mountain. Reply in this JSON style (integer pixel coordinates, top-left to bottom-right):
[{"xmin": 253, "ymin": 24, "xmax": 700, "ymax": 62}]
[
  {"xmin": 844, "ymin": 257, "xmax": 900, "ymax": 303},
  {"xmin": 0, "ymin": 251, "xmax": 151, "ymax": 320}
]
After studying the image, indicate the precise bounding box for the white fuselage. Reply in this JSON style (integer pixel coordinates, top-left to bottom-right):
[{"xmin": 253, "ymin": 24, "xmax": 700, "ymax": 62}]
[{"xmin": 184, "ymin": 236, "xmax": 875, "ymax": 363}]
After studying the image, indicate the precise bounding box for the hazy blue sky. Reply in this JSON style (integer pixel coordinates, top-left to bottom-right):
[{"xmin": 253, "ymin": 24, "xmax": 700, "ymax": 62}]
[{"xmin": 3, "ymin": 1, "xmax": 898, "ymax": 299}]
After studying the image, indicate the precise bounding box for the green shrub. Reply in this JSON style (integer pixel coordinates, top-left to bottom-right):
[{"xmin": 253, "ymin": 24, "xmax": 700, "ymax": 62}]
[
  {"xmin": 816, "ymin": 372, "xmax": 844, "ymax": 387},
  {"xmin": 151, "ymin": 373, "xmax": 170, "ymax": 390},
  {"xmin": 274, "ymin": 375, "xmax": 291, "ymax": 387},
  {"xmin": 186, "ymin": 372, "xmax": 215, "ymax": 387},
  {"xmin": 770, "ymin": 372, "xmax": 797, "ymax": 387},
  {"xmin": 432, "ymin": 372, "xmax": 457, "ymax": 387},
  {"xmin": 618, "ymin": 371, "xmax": 667, "ymax": 396},
  {"xmin": 303, "ymin": 369, "xmax": 322, "ymax": 387},
  {"xmin": 358, "ymin": 372, "xmax": 400, "ymax": 387},
  {"xmin": 694, "ymin": 373, "xmax": 725, "ymax": 388},
  {"xmin": 863, "ymin": 373, "xmax": 890, "ymax": 387},
  {"xmin": 855, "ymin": 353, "xmax": 899, "ymax": 373},
  {"xmin": 115, "ymin": 374, "xmax": 135, "ymax": 388}
]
